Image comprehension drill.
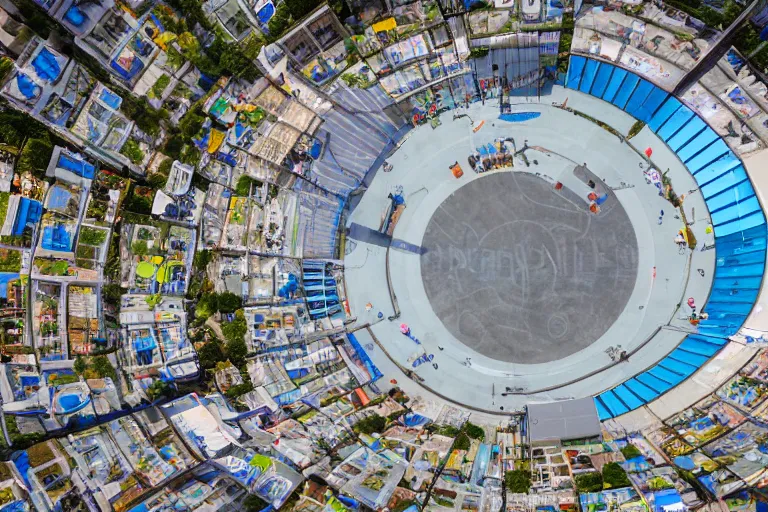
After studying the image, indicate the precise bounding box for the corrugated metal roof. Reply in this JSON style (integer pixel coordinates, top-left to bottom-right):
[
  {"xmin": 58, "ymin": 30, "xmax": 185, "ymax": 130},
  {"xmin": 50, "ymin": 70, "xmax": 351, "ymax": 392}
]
[{"xmin": 527, "ymin": 398, "xmax": 601, "ymax": 442}]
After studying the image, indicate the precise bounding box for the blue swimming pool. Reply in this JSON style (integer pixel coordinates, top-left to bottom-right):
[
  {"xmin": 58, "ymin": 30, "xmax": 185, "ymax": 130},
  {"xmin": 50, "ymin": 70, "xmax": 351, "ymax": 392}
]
[{"xmin": 499, "ymin": 112, "xmax": 541, "ymax": 122}]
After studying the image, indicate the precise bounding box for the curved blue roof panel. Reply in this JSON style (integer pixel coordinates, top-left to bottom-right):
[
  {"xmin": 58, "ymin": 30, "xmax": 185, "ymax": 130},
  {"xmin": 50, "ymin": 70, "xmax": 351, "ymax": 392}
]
[{"xmin": 567, "ymin": 57, "xmax": 766, "ymax": 419}]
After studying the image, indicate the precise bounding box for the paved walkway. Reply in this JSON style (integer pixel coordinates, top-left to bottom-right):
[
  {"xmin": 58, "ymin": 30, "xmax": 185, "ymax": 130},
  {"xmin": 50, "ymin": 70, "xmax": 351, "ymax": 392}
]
[{"xmin": 345, "ymin": 87, "xmax": 715, "ymax": 413}]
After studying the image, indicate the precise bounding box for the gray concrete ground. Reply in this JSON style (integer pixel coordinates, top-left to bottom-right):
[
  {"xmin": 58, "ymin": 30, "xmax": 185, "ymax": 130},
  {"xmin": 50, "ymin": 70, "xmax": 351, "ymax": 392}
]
[{"xmin": 420, "ymin": 172, "xmax": 638, "ymax": 363}]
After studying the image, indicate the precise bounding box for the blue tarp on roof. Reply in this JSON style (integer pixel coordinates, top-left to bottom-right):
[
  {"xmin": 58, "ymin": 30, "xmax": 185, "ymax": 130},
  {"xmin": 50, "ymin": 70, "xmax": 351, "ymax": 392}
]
[
  {"xmin": 31, "ymin": 48, "xmax": 62, "ymax": 82},
  {"xmin": 41, "ymin": 224, "xmax": 71, "ymax": 251},
  {"xmin": 98, "ymin": 87, "xmax": 122, "ymax": 109},
  {"xmin": 16, "ymin": 73, "xmax": 40, "ymax": 100},
  {"xmin": 12, "ymin": 197, "xmax": 42, "ymax": 236},
  {"xmin": 58, "ymin": 153, "xmax": 95, "ymax": 179}
]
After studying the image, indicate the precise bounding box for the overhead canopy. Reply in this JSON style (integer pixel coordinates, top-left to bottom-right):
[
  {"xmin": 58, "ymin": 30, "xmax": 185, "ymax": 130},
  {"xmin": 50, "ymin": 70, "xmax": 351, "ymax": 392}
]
[{"xmin": 527, "ymin": 398, "xmax": 601, "ymax": 443}]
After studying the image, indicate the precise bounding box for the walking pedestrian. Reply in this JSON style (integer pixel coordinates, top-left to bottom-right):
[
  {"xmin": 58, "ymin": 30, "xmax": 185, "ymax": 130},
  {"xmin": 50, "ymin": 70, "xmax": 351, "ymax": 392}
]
[{"xmin": 438, "ymin": 346, "xmax": 444, "ymax": 351}]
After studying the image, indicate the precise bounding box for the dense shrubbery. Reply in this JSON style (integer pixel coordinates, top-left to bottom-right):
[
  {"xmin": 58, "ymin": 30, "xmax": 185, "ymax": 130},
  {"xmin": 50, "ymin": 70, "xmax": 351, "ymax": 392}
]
[
  {"xmin": 197, "ymin": 338, "xmax": 225, "ymax": 370},
  {"xmin": 236, "ymin": 175, "xmax": 263, "ymax": 196},
  {"xmin": 120, "ymin": 140, "xmax": 145, "ymax": 165},
  {"xmin": 505, "ymin": 469, "xmax": 532, "ymax": 493},
  {"xmin": 17, "ymin": 137, "xmax": 53, "ymax": 177},
  {"xmin": 354, "ymin": 413, "xmax": 387, "ymax": 434},
  {"xmin": 79, "ymin": 227, "xmax": 108, "ymax": 246},
  {"xmin": 602, "ymin": 462, "xmax": 631, "ymax": 489},
  {"xmin": 195, "ymin": 292, "xmax": 242, "ymax": 319},
  {"xmin": 575, "ymin": 471, "xmax": 604, "ymax": 492},
  {"xmin": 453, "ymin": 432, "xmax": 471, "ymax": 450},
  {"xmin": 73, "ymin": 355, "xmax": 118, "ymax": 382},
  {"xmin": 222, "ymin": 310, "xmax": 248, "ymax": 366},
  {"xmin": 225, "ymin": 381, "xmax": 254, "ymax": 398},
  {"xmin": 464, "ymin": 422, "xmax": 485, "ymax": 440}
]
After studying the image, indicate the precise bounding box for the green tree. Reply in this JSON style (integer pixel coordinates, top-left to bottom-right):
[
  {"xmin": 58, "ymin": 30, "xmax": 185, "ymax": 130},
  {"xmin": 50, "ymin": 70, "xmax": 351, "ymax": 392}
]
[
  {"xmin": 722, "ymin": 0, "xmax": 744, "ymax": 26},
  {"xmin": 243, "ymin": 495, "xmax": 268, "ymax": 512},
  {"xmin": 197, "ymin": 338, "xmax": 226, "ymax": 369},
  {"xmin": 235, "ymin": 175, "xmax": 262, "ymax": 196},
  {"xmin": 219, "ymin": 47, "xmax": 260, "ymax": 81},
  {"xmin": 79, "ymin": 227, "xmax": 107, "ymax": 246},
  {"xmin": 132, "ymin": 240, "xmax": 149, "ymax": 257},
  {"xmin": 222, "ymin": 309, "xmax": 248, "ymax": 343},
  {"xmin": 464, "ymin": 422, "xmax": 485, "ymax": 440},
  {"xmin": 157, "ymin": 158, "xmax": 173, "ymax": 176},
  {"xmin": 341, "ymin": 73, "xmax": 366, "ymax": 88},
  {"xmin": 17, "ymin": 137, "xmax": 53, "ymax": 176},
  {"xmin": 505, "ymin": 469, "xmax": 532, "ymax": 493},
  {"xmin": 92, "ymin": 356, "xmax": 118, "ymax": 382},
  {"xmin": 226, "ymin": 338, "xmax": 248, "ymax": 368},
  {"xmin": 147, "ymin": 380, "xmax": 171, "ymax": 401},
  {"xmin": 225, "ymin": 380, "xmax": 254, "ymax": 398},
  {"xmin": 145, "ymin": 294, "xmax": 162, "ymax": 308},
  {"xmin": 73, "ymin": 356, "xmax": 87, "ymax": 375},
  {"xmin": 147, "ymin": 170, "xmax": 168, "ymax": 189},
  {"xmin": 195, "ymin": 292, "xmax": 219, "ymax": 320},
  {"xmin": 120, "ymin": 139, "xmax": 145, "ymax": 164},
  {"xmin": 0, "ymin": 109, "xmax": 53, "ymax": 148},
  {"xmin": 102, "ymin": 284, "xmax": 124, "ymax": 305},
  {"xmin": 178, "ymin": 105, "xmax": 206, "ymax": 140},
  {"xmin": 285, "ymin": 0, "xmax": 318, "ymax": 20},
  {"xmin": 602, "ymin": 462, "xmax": 631, "ymax": 489},
  {"xmin": 575, "ymin": 472, "xmax": 604, "ymax": 493},
  {"xmin": 120, "ymin": 95, "xmax": 167, "ymax": 136},
  {"xmin": 217, "ymin": 292, "xmax": 242, "ymax": 313},
  {"xmin": 267, "ymin": 2, "xmax": 292, "ymax": 40},
  {"xmin": 180, "ymin": 145, "xmax": 201, "ymax": 166},
  {"xmin": 437, "ymin": 425, "xmax": 460, "ymax": 437},
  {"xmin": 193, "ymin": 249, "xmax": 213, "ymax": 272},
  {"xmin": 354, "ymin": 414, "xmax": 387, "ymax": 434},
  {"xmin": 453, "ymin": 432, "xmax": 471, "ymax": 450},
  {"xmin": 0, "ymin": 58, "xmax": 14, "ymax": 83}
]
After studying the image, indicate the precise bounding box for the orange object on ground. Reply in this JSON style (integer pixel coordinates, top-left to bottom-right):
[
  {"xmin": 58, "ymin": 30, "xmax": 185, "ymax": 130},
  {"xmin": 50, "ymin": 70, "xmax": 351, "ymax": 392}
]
[
  {"xmin": 450, "ymin": 163, "xmax": 464, "ymax": 178},
  {"xmin": 554, "ymin": 182, "xmax": 563, "ymax": 190},
  {"xmin": 589, "ymin": 203, "xmax": 600, "ymax": 213},
  {"xmin": 588, "ymin": 192, "xmax": 597, "ymax": 201},
  {"xmin": 354, "ymin": 388, "xmax": 370, "ymax": 406},
  {"xmin": 473, "ymin": 120, "xmax": 485, "ymax": 132}
]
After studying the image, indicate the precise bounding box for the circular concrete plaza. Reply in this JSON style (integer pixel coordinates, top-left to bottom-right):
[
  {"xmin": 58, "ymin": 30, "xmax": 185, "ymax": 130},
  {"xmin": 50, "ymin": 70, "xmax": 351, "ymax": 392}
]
[{"xmin": 419, "ymin": 172, "xmax": 639, "ymax": 364}]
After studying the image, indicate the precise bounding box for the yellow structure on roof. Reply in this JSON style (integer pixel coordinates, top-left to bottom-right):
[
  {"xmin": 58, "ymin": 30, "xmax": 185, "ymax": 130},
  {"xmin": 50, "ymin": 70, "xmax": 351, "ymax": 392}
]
[{"xmin": 372, "ymin": 17, "xmax": 397, "ymax": 32}]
